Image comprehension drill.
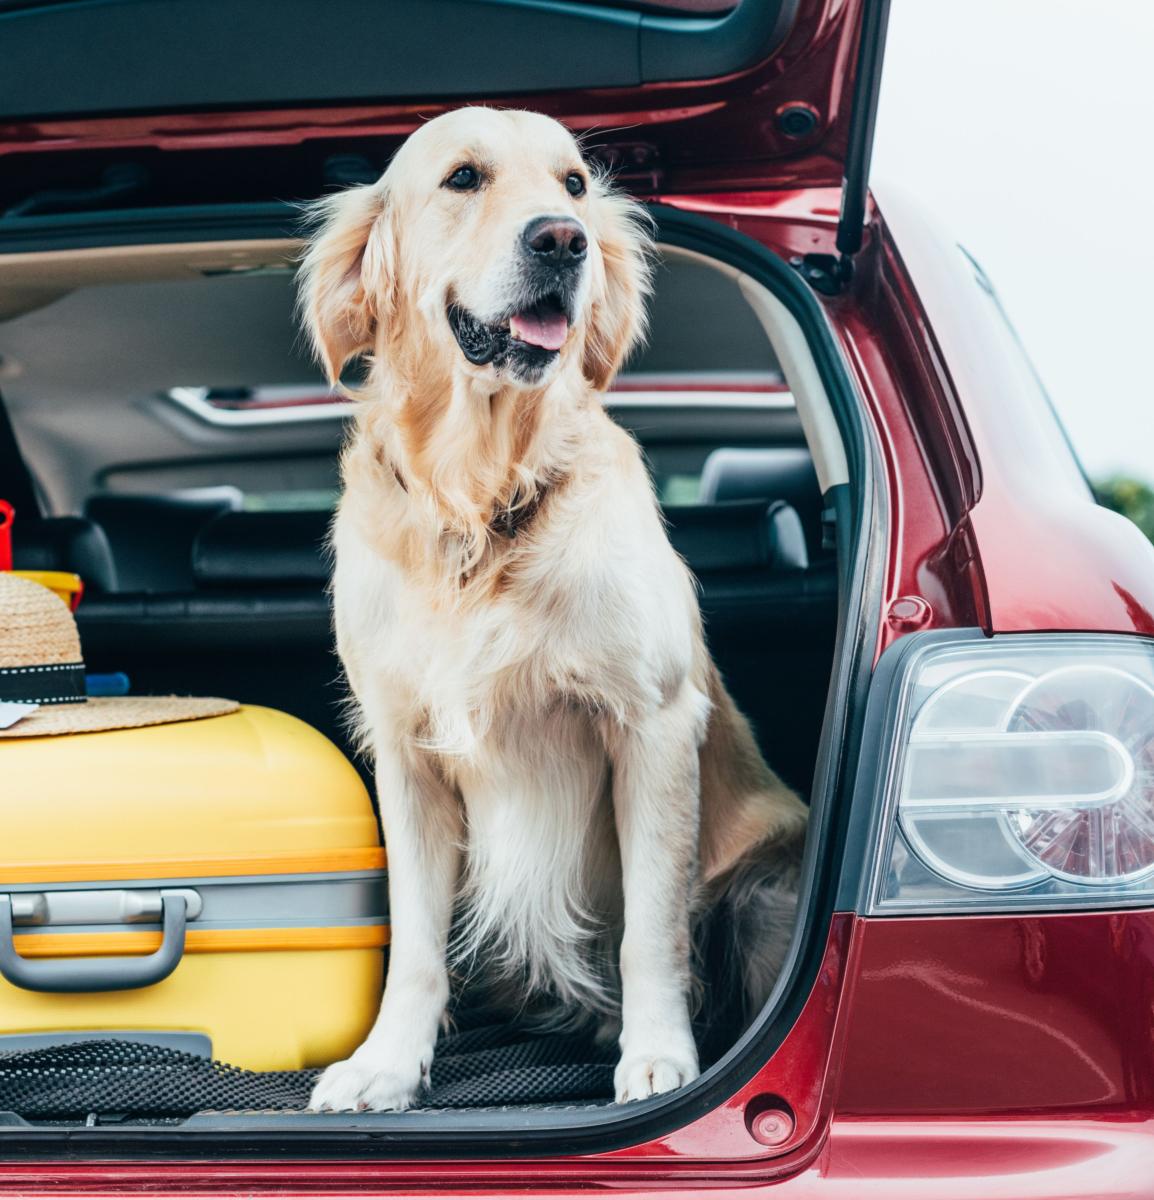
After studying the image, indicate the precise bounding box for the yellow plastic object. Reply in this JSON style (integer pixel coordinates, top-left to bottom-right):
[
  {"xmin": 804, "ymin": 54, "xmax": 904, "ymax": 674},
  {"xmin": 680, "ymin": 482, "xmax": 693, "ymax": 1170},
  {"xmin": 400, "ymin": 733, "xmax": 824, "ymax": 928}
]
[
  {"xmin": 0, "ymin": 951, "xmax": 382, "ymax": 1071},
  {"xmin": 2, "ymin": 706, "xmax": 379, "ymax": 867},
  {"xmin": 10, "ymin": 570, "xmax": 83, "ymax": 612},
  {"xmin": 0, "ymin": 706, "xmax": 387, "ymax": 1070}
]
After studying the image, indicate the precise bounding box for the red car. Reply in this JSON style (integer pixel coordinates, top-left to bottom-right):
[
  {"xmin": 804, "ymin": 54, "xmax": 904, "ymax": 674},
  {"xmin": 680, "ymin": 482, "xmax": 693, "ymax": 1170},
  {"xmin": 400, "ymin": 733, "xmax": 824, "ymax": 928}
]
[{"xmin": 1, "ymin": 0, "xmax": 1152, "ymax": 1195}]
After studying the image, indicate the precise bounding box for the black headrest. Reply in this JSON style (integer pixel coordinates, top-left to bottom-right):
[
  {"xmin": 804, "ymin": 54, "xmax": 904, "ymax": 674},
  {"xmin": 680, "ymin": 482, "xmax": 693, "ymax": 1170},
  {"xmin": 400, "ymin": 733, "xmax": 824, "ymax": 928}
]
[
  {"xmin": 192, "ymin": 500, "xmax": 808, "ymax": 588},
  {"xmin": 193, "ymin": 510, "xmax": 331, "ymax": 586},
  {"xmin": 698, "ymin": 447, "xmax": 819, "ymax": 505},
  {"xmin": 85, "ymin": 491, "xmax": 241, "ymax": 592},
  {"xmin": 12, "ymin": 516, "xmax": 118, "ymax": 594},
  {"xmin": 698, "ymin": 446, "xmax": 824, "ymax": 551},
  {"xmin": 665, "ymin": 500, "xmax": 808, "ymax": 573}
]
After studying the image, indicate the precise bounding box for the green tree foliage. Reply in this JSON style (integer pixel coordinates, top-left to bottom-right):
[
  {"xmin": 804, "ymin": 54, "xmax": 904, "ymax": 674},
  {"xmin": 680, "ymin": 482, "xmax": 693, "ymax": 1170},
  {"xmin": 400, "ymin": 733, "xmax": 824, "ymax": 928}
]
[{"xmin": 1097, "ymin": 476, "xmax": 1154, "ymax": 543}]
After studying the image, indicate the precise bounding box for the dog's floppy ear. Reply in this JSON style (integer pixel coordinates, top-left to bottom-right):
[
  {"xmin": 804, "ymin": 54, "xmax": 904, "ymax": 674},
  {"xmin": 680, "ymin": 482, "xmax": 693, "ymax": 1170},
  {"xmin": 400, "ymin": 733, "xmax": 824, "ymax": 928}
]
[
  {"xmin": 583, "ymin": 182, "xmax": 654, "ymax": 392},
  {"xmin": 298, "ymin": 184, "xmax": 395, "ymax": 384}
]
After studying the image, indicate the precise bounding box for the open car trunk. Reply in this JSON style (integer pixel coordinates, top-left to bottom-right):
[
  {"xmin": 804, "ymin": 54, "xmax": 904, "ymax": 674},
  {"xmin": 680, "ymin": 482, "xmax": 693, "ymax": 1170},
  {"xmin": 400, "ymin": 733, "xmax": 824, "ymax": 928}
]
[{"xmin": 0, "ymin": 0, "xmax": 887, "ymax": 1159}]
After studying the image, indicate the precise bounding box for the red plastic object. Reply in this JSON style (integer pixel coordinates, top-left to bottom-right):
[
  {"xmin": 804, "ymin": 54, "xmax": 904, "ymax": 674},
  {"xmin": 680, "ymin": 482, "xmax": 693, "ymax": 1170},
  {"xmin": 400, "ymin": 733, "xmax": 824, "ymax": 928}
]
[
  {"xmin": 0, "ymin": 499, "xmax": 13, "ymax": 571},
  {"xmin": 747, "ymin": 1099, "xmax": 797, "ymax": 1148}
]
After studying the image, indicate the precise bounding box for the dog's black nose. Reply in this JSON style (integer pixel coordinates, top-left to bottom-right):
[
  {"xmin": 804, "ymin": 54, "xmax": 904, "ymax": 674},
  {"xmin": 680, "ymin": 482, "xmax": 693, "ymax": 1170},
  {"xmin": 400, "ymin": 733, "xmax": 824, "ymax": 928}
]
[{"xmin": 522, "ymin": 216, "xmax": 587, "ymax": 266}]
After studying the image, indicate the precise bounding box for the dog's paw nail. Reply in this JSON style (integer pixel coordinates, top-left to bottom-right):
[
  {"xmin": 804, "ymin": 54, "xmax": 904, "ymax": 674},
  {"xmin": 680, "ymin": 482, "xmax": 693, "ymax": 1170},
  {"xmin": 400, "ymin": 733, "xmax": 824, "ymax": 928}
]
[
  {"xmin": 614, "ymin": 1052, "xmax": 699, "ymax": 1103},
  {"xmin": 308, "ymin": 1059, "xmax": 420, "ymax": 1113}
]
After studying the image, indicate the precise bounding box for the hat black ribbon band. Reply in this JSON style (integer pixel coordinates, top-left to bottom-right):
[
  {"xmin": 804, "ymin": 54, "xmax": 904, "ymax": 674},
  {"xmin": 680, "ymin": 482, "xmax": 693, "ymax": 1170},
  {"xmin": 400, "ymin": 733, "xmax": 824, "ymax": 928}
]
[{"xmin": 0, "ymin": 662, "xmax": 87, "ymax": 706}]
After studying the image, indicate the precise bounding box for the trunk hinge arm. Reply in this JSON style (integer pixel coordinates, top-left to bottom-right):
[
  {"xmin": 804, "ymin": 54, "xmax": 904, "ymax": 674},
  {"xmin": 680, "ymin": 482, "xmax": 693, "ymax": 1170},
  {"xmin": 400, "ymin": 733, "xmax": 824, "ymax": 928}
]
[{"xmin": 793, "ymin": 0, "xmax": 892, "ymax": 296}]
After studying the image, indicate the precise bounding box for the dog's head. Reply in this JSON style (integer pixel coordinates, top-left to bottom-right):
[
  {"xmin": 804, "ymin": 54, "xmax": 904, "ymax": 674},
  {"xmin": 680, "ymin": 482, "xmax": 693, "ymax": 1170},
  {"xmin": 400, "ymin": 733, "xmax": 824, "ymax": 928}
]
[{"xmin": 300, "ymin": 107, "xmax": 652, "ymax": 392}]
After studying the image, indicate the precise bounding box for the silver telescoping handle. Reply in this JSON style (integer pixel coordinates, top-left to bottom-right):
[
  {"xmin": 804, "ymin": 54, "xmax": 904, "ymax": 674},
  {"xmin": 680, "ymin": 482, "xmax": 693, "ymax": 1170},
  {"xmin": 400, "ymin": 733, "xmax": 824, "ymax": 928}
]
[{"xmin": 0, "ymin": 892, "xmax": 188, "ymax": 993}]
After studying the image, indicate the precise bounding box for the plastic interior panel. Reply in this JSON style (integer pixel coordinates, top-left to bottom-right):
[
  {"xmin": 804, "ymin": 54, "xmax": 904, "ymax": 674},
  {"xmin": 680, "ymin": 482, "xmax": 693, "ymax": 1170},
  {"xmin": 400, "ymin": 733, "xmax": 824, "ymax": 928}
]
[{"xmin": 0, "ymin": 0, "xmax": 797, "ymax": 121}]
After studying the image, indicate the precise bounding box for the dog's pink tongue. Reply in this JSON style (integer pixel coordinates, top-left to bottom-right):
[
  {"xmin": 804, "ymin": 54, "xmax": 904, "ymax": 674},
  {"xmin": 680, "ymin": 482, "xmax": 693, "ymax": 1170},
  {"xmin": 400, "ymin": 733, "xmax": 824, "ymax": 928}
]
[{"xmin": 510, "ymin": 309, "xmax": 568, "ymax": 351}]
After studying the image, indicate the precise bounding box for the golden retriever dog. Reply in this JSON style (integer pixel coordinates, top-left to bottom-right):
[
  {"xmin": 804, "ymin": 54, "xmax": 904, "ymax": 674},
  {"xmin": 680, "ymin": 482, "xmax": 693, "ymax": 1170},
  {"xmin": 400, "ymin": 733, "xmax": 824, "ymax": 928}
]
[{"xmin": 299, "ymin": 106, "xmax": 807, "ymax": 1112}]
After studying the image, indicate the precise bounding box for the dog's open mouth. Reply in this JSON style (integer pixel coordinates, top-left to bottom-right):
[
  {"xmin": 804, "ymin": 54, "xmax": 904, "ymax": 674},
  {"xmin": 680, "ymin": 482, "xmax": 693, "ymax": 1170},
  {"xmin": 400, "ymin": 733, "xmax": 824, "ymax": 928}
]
[
  {"xmin": 509, "ymin": 296, "xmax": 570, "ymax": 352},
  {"xmin": 447, "ymin": 294, "xmax": 570, "ymax": 372}
]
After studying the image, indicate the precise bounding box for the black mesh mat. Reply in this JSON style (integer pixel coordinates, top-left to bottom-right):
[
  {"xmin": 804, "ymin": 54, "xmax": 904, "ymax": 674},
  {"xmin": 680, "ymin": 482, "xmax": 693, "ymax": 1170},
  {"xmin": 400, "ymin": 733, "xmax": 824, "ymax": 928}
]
[{"xmin": 0, "ymin": 1020, "xmax": 617, "ymax": 1120}]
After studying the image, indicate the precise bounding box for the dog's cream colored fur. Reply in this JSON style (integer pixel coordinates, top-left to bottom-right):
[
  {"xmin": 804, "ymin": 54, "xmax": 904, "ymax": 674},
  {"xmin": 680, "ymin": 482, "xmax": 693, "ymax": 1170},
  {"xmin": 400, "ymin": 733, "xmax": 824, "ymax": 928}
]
[{"xmin": 299, "ymin": 107, "xmax": 806, "ymax": 1111}]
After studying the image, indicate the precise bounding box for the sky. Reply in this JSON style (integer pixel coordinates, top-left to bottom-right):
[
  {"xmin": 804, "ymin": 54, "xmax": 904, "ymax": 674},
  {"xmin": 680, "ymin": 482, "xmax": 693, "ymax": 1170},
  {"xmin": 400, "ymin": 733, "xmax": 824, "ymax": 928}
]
[{"xmin": 872, "ymin": 0, "xmax": 1154, "ymax": 484}]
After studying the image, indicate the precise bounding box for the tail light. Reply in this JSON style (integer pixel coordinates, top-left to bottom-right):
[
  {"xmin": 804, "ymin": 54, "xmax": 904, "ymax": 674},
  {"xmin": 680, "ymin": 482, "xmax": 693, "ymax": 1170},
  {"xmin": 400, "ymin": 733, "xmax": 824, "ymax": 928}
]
[{"xmin": 861, "ymin": 633, "xmax": 1154, "ymax": 914}]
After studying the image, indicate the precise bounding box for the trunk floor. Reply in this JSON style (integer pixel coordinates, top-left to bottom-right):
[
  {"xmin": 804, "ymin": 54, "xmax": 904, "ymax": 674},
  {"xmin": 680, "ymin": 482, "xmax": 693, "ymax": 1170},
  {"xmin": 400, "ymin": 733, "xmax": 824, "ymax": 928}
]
[{"xmin": 0, "ymin": 1016, "xmax": 618, "ymax": 1120}]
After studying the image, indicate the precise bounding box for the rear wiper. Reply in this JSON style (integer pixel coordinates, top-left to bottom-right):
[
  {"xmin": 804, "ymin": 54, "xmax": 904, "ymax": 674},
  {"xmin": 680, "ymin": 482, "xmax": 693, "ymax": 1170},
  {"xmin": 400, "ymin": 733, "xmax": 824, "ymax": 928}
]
[{"xmin": 4, "ymin": 163, "xmax": 149, "ymax": 219}]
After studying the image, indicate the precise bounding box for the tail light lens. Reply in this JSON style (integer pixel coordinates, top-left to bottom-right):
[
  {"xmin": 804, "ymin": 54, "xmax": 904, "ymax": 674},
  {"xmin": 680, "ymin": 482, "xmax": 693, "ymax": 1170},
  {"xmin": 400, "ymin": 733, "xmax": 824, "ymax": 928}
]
[{"xmin": 865, "ymin": 634, "xmax": 1154, "ymax": 913}]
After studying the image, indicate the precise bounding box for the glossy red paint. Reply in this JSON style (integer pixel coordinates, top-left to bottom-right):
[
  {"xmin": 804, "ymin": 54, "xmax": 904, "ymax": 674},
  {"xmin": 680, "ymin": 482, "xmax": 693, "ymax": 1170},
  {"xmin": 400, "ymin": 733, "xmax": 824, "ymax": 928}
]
[
  {"xmin": 668, "ymin": 187, "xmax": 847, "ymax": 260},
  {"xmin": 837, "ymin": 911, "xmax": 1154, "ymax": 1118},
  {"xmin": 833, "ymin": 217, "xmax": 994, "ymax": 651},
  {"xmin": 0, "ymin": 1, "xmax": 864, "ymax": 194},
  {"xmin": 3, "ymin": 1118, "xmax": 1154, "ymax": 1197},
  {"xmin": 883, "ymin": 188, "xmax": 1153, "ymax": 643},
  {"xmin": 870, "ymin": 186, "xmax": 1154, "ymax": 642}
]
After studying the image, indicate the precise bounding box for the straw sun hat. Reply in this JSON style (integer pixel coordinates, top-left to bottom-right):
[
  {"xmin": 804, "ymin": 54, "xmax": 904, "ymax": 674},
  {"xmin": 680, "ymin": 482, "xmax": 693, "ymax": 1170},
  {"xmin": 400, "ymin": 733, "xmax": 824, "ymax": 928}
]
[{"xmin": 0, "ymin": 573, "xmax": 237, "ymax": 738}]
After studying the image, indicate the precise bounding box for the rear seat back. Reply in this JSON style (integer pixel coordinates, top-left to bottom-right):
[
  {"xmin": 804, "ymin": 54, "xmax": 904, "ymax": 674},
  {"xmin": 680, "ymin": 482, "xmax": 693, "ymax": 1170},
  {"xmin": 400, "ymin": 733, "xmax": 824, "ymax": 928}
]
[
  {"xmin": 666, "ymin": 500, "xmax": 808, "ymax": 573},
  {"xmin": 193, "ymin": 510, "xmax": 330, "ymax": 587},
  {"xmin": 698, "ymin": 447, "xmax": 825, "ymax": 559},
  {"xmin": 12, "ymin": 516, "xmax": 118, "ymax": 593},
  {"xmin": 76, "ymin": 501, "xmax": 834, "ymax": 791},
  {"xmin": 84, "ymin": 491, "xmax": 241, "ymax": 592},
  {"xmin": 78, "ymin": 499, "xmax": 825, "ymax": 792},
  {"xmin": 189, "ymin": 502, "xmax": 807, "ymax": 588}
]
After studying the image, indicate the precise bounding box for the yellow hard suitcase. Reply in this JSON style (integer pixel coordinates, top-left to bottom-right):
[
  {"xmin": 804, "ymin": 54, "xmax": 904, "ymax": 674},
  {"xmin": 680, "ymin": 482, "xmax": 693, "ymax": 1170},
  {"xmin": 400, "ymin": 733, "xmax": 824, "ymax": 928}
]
[{"xmin": 0, "ymin": 706, "xmax": 387, "ymax": 1070}]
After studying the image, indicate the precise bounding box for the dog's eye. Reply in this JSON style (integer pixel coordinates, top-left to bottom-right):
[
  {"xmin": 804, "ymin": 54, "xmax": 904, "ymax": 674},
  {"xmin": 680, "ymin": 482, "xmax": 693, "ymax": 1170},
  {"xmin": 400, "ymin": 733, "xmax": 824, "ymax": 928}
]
[
  {"xmin": 444, "ymin": 165, "xmax": 481, "ymax": 192},
  {"xmin": 565, "ymin": 172, "xmax": 587, "ymax": 198}
]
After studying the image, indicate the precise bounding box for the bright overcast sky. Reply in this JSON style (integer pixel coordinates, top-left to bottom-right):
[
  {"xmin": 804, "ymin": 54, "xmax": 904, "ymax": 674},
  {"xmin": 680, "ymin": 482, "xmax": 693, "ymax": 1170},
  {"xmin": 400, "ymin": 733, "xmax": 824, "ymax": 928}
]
[{"xmin": 873, "ymin": 0, "xmax": 1154, "ymax": 484}]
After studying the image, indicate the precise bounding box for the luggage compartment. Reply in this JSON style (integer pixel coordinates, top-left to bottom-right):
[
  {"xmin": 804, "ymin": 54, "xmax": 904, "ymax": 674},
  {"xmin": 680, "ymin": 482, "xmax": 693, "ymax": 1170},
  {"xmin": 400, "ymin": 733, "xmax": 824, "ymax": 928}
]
[{"xmin": 0, "ymin": 208, "xmax": 870, "ymax": 1149}]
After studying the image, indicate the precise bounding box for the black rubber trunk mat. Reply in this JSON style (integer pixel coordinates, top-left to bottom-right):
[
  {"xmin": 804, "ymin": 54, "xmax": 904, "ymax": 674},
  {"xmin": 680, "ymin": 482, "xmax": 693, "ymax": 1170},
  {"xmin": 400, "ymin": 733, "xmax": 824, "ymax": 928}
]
[{"xmin": 0, "ymin": 1020, "xmax": 617, "ymax": 1120}]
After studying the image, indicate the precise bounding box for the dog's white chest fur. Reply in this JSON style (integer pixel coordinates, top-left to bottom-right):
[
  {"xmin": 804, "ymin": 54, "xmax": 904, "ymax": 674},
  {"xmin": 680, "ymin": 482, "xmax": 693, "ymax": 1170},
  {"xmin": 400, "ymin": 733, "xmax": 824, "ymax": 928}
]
[
  {"xmin": 333, "ymin": 420, "xmax": 697, "ymax": 749},
  {"xmin": 330, "ymin": 450, "xmax": 699, "ymax": 1007}
]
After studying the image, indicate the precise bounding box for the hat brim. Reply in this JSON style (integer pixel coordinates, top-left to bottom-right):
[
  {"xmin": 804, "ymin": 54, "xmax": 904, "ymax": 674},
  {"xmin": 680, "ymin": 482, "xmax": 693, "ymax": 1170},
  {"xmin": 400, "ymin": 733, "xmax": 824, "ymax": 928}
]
[{"xmin": 0, "ymin": 696, "xmax": 239, "ymax": 738}]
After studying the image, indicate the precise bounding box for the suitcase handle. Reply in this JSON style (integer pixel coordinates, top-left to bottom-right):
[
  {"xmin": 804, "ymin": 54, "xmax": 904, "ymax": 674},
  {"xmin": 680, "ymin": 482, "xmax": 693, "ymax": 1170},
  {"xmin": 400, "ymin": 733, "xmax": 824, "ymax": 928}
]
[{"xmin": 0, "ymin": 892, "xmax": 187, "ymax": 993}]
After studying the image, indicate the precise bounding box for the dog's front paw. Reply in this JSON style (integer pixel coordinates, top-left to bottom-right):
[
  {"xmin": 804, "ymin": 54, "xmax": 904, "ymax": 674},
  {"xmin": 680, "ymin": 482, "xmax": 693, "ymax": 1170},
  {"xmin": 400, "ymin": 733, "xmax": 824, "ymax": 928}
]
[
  {"xmin": 614, "ymin": 1047, "xmax": 699, "ymax": 1103},
  {"xmin": 309, "ymin": 1055, "xmax": 424, "ymax": 1112}
]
